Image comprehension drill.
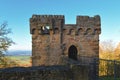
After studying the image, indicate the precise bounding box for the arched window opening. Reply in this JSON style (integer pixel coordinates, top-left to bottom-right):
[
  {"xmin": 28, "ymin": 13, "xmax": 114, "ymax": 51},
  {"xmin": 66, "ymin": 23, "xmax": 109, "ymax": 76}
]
[
  {"xmin": 31, "ymin": 28, "xmax": 36, "ymax": 34},
  {"xmin": 41, "ymin": 26, "xmax": 50, "ymax": 34},
  {"xmin": 86, "ymin": 28, "xmax": 92, "ymax": 35},
  {"xmin": 68, "ymin": 45, "xmax": 78, "ymax": 60},
  {"xmin": 78, "ymin": 28, "xmax": 84, "ymax": 35}
]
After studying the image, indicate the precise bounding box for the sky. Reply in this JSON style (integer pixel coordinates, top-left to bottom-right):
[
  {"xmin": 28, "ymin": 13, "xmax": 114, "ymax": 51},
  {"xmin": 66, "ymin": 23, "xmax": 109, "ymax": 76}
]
[{"xmin": 0, "ymin": 0, "xmax": 120, "ymax": 51}]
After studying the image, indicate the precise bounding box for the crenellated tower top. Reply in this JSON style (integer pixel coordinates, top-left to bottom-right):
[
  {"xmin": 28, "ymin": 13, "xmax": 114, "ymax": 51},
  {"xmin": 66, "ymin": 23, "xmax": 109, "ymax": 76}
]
[
  {"xmin": 30, "ymin": 14, "xmax": 101, "ymax": 66},
  {"xmin": 30, "ymin": 15, "xmax": 64, "ymax": 35}
]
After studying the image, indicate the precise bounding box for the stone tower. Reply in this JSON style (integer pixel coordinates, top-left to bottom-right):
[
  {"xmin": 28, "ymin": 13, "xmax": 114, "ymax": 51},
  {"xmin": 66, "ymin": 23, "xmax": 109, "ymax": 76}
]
[{"xmin": 30, "ymin": 15, "xmax": 101, "ymax": 66}]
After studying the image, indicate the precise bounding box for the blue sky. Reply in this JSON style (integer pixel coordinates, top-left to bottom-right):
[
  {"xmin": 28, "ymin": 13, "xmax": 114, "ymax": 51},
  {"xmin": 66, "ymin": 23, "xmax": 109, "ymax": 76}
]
[{"xmin": 0, "ymin": 0, "xmax": 120, "ymax": 50}]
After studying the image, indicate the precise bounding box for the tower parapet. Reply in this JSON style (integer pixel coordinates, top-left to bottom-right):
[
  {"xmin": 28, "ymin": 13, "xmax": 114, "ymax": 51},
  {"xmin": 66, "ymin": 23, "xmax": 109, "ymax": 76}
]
[
  {"xmin": 77, "ymin": 15, "xmax": 100, "ymax": 27},
  {"xmin": 62, "ymin": 15, "xmax": 101, "ymax": 36},
  {"xmin": 30, "ymin": 15, "xmax": 64, "ymax": 35},
  {"xmin": 30, "ymin": 15, "xmax": 101, "ymax": 66}
]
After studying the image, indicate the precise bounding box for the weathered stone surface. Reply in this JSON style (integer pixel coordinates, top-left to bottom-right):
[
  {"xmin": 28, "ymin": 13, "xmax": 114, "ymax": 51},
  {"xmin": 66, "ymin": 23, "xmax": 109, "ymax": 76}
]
[
  {"xmin": 30, "ymin": 15, "xmax": 101, "ymax": 66},
  {"xmin": 0, "ymin": 65, "xmax": 90, "ymax": 80},
  {"xmin": 0, "ymin": 15, "xmax": 101, "ymax": 80}
]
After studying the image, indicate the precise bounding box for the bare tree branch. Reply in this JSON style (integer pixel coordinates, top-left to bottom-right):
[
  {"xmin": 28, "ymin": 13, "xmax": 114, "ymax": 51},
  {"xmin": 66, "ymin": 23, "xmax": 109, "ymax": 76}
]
[{"xmin": 0, "ymin": 22, "xmax": 14, "ymax": 55}]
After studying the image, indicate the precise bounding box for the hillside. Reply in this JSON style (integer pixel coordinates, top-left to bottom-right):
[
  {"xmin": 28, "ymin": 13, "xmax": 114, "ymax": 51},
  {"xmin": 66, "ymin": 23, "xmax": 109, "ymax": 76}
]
[{"xmin": 4, "ymin": 50, "xmax": 31, "ymax": 56}]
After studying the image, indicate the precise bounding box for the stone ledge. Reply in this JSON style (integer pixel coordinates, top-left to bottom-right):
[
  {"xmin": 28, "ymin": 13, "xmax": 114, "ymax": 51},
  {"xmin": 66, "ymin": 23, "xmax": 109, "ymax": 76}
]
[{"xmin": 0, "ymin": 65, "xmax": 90, "ymax": 80}]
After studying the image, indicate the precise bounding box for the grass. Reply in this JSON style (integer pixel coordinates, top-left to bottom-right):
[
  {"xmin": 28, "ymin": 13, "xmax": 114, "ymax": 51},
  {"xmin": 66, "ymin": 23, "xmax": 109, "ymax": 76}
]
[
  {"xmin": 6, "ymin": 55, "xmax": 32, "ymax": 67},
  {"xmin": 99, "ymin": 76, "xmax": 120, "ymax": 80}
]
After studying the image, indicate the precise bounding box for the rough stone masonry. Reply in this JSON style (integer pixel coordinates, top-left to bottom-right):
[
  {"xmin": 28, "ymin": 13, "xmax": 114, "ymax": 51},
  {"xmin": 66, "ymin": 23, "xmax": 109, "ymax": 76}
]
[
  {"xmin": 0, "ymin": 65, "xmax": 90, "ymax": 80},
  {"xmin": 0, "ymin": 15, "xmax": 101, "ymax": 80},
  {"xmin": 30, "ymin": 15, "xmax": 101, "ymax": 66}
]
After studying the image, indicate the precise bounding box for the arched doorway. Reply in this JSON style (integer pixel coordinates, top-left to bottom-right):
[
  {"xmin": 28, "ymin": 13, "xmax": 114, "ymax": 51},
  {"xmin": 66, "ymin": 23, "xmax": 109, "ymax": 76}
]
[{"xmin": 68, "ymin": 45, "xmax": 78, "ymax": 60}]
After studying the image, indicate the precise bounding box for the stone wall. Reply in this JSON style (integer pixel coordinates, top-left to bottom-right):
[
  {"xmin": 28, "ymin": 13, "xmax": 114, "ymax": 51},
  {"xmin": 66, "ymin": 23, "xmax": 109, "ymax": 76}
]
[
  {"xmin": 30, "ymin": 15, "xmax": 101, "ymax": 66},
  {"xmin": 30, "ymin": 15, "xmax": 64, "ymax": 66},
  {"xmin": 63, "ymin": 15, "xmax": 101, "ymax": 59},
  {"xmin": 0, "ymin": 65, "xmax": 90, "ymax": 80}
]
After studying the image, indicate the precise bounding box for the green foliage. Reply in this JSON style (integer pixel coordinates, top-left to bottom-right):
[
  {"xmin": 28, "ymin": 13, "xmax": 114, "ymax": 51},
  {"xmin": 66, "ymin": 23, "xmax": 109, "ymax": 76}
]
[{"xmin": 99, "ymin": 76, "xmax": 120, "ymax": 80}]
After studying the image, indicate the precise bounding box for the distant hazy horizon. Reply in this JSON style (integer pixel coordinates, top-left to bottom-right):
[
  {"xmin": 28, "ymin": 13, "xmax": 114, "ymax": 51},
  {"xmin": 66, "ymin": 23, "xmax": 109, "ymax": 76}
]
[{"xmin": 5, "ymin": 50, "xmax": 31, "ymax": 56}]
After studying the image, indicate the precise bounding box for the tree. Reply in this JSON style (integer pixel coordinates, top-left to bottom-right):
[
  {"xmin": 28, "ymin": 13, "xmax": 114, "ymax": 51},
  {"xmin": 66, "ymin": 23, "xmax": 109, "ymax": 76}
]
[
  {"xmin": 99, "ymin": 40, "xmax": 115, "ymax": 60},
  {"xmin": 0, "ymin": 22, "xmax": 14, "ymax": 55},
  {"xmin": 99, "ymin": 40, "xmax": 118, "ymax": 76},
  {"xmin": 0, "ymin": 22, "xmax": 15, "ymax": 68},
  {"xmin": 114, "ymin": 42, "xmax": 120, "ymax": 61}
]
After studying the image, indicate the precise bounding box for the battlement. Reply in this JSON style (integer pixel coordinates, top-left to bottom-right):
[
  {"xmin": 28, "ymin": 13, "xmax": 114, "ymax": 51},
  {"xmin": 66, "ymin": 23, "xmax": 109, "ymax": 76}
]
[
  {"xmin": 30, "ymin": 15, "xmax": 64, "ymax": 23},
  {"xmin": 32, "ymin": 15, "xmax": 64, "ymax": 18},
  {"xmin": 77, "ymin": 15, "xmax": 101, "ymax": 27},
  {"xmin": 77, "ymin": 15, "xmax": 100, "ymax": 22},
  {"xmin": 30, "ymin": 15, "xmax": 65, "ymax": 34},
  {"xmin": 30, "ymin": 15, "xmax": 101, "ymax": 35}
]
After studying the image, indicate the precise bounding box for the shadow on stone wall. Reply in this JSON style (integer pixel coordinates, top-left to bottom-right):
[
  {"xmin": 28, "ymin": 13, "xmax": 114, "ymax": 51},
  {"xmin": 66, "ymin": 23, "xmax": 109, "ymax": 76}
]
[{"xmin": 0, "ymin": 65, "xmax": 90, "ymax": 80}]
